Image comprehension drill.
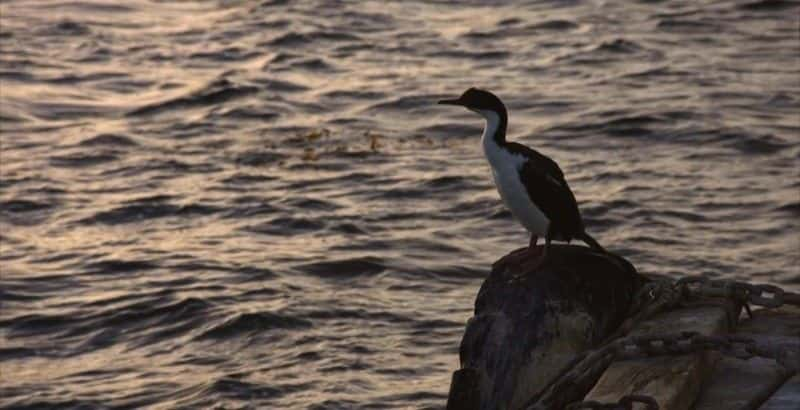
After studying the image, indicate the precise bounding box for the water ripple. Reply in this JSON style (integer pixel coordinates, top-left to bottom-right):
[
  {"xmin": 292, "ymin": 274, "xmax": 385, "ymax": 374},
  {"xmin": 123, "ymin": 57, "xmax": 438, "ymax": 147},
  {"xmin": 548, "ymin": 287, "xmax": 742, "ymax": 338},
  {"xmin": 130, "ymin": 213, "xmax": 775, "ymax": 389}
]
[{"xmin": 1, "ymin": 0, "xmax": 797, "ymax": 408}]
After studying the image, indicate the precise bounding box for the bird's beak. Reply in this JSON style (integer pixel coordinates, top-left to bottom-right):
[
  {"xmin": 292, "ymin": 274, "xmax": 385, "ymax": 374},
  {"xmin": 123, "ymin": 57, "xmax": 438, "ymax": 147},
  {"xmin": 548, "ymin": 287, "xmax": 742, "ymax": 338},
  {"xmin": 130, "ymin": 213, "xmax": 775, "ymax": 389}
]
[{"xmin": 438, "ymin": 98, "xmax": 464, "ymax": 106}]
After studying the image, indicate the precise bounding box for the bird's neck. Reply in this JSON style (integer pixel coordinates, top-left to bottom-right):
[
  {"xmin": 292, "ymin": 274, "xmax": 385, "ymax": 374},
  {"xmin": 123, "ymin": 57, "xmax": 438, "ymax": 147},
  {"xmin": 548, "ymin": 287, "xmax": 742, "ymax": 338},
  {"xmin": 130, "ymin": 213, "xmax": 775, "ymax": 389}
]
[
  {"xmin": 478, "ymin": 109, "xmax": 507, "ymax": 144},
  {"xmin": 479, "ymin": 110, "xmax": 509, "ymax": 167}
]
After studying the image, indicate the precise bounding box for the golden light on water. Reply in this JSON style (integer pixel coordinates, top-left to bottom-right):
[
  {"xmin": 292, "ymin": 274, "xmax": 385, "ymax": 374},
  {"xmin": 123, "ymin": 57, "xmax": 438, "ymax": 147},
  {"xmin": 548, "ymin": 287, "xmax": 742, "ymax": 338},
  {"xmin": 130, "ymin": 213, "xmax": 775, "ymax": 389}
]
[{"xmin": 1, "ymin": 0, "xmax": 798, "ymax": 407}]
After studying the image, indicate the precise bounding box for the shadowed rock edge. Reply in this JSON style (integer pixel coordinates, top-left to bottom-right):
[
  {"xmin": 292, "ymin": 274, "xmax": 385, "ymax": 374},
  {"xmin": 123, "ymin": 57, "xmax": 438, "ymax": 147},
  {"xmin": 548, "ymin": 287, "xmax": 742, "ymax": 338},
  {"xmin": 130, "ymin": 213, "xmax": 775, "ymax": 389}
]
[{"xmin": 447, "ymin": 245, "xmax": 648, "ymax": 410}]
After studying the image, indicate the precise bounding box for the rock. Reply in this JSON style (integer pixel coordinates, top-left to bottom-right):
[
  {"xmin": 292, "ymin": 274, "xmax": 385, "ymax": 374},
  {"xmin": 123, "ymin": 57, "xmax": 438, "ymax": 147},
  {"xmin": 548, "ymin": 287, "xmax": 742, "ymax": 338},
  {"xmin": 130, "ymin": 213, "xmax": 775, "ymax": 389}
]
[{"xmin": 446, "ymin": 245, "xmax": 647, "ymax": 410}]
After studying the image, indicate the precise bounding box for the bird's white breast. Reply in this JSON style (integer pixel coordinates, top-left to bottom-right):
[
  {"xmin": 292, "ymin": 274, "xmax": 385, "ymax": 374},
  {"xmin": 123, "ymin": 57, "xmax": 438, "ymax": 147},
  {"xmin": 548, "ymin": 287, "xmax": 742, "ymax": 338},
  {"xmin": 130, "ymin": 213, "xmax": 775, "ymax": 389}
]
[{"xmin": 477, "ymin": 110, "xmax": 550, "ymax": 236}]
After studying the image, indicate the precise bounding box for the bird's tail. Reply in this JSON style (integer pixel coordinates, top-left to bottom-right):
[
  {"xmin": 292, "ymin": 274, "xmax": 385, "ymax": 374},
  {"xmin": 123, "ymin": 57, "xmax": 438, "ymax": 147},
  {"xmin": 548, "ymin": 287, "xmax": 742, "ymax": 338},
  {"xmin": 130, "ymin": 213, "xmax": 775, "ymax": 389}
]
[{"xmin": 578, "ymin": 231, "xmax": 606, "ymax": 253}]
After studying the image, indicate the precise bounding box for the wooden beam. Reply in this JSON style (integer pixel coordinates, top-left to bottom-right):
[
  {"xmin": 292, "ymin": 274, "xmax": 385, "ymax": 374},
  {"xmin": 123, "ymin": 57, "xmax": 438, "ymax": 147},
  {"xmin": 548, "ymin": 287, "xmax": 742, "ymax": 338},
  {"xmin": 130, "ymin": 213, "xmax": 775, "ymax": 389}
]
[
  {"xmin": 583, "ymin": 300, "xmax": 739, "ymax": 410},
  {"xmin": 760, "ymin": 374, "xmax": 800, "ymax": 410},
  {"xmin": 693, "ymin": 306, "xmax": 799, "ymax": 410}
]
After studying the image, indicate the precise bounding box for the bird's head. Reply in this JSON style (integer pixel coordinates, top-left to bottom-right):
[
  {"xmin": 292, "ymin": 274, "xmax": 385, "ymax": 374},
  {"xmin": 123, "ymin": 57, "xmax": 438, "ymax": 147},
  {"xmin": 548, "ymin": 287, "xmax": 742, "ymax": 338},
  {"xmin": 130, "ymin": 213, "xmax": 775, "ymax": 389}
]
[{"xmin": 438, "ymin": 88, "xmax": 506, "ymax": 118}]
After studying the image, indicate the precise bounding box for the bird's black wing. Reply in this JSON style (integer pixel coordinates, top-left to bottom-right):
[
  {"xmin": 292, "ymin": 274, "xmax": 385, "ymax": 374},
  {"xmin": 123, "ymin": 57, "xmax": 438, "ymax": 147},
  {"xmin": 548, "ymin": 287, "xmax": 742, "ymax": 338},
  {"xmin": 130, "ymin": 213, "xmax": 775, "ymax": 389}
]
[{"xmin": 506, "ymin": 142, "xmax": 585, "ymax": 239}]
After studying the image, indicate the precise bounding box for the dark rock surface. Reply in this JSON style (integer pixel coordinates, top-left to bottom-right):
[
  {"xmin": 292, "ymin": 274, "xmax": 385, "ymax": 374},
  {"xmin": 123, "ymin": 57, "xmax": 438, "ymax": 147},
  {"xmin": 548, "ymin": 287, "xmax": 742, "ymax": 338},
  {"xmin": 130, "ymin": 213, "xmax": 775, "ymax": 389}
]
[{"xmin": 447, "ymin": 245, "xmax": 648, "ymax": 410}]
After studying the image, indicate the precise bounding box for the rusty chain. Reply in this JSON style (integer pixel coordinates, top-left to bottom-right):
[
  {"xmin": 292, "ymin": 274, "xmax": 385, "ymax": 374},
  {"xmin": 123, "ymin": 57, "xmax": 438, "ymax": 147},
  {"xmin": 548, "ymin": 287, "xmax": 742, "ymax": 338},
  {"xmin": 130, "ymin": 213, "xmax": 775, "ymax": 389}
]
[
  {"xmin": 676, "ymin": 276, "xmax": 800, "ymax": 309},
  {"xmin": 601, "ymin": 280, "xmax": 682, "ymax": 344},
  {"xmin": 527, "ymin": 343, "xmax": 620, "ymax": 410},
  {"xmin": 525, "ymin": 277, "xmax": 800, "ymax": 410},
  {"xmin": 614, "ymin": 332, "xmax": 799, "ymax": 371}
]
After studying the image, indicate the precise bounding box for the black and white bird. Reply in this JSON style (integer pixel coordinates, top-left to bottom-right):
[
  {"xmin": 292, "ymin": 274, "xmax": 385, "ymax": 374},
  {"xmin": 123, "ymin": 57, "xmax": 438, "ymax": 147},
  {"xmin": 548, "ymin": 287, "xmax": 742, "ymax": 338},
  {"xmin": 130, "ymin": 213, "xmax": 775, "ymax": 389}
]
[{"xmin": 439, "ymin": 88, "xmax": 604, "ymax": 270}]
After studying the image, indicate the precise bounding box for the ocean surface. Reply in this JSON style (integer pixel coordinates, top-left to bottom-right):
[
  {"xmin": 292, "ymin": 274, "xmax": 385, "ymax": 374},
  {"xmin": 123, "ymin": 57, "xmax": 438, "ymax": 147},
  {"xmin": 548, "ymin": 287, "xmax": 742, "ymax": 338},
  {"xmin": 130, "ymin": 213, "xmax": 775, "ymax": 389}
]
[{"xmin": 1, "ymin": 0, "xmax": 798, "ymax": 408}]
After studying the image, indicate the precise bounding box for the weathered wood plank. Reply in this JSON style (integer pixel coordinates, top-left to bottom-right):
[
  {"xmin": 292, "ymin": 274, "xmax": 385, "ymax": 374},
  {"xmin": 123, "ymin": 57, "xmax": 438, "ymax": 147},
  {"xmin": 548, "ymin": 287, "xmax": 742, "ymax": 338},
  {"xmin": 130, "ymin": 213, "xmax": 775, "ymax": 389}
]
[
  {"xmin": 583, "ymin": 301, "xmax": 739, "ymax": 410},
  {"xmin": 692, "ymin": 357, "xmax": 790, "ymax": 410},
  {"xmin": 737, "ymin": 305, "xmax": 800, "ymax": 337},
  {"xmin": 759, "ymin": 374, "xmax": 800, "ymax": 410},
  {"xmin": 693, "ymin": 306, "xmax": 798, "ymax": 410}
]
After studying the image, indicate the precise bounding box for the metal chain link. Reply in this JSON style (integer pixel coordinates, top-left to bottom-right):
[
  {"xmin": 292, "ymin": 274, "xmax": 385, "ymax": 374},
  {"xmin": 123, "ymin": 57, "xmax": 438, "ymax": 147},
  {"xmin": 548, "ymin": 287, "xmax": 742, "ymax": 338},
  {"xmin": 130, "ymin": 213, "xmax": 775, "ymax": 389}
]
[
  {"xmin": 612, "ymin": 332, "xmax": 800, "ymax": 370},
  {"xmin": 676, "ymin": 277, "xmax": 800, "ymax": 309},
  {"xmin": 527, "ymin": 344, "xmax": 619, "ymax": 410},
  {"xmin": 525, "ymin": 276, "xmax": 800, "ymax": 410},
  {"xmin": 601, "ymin": 280, "xmax": 682, "ymax": 344}
]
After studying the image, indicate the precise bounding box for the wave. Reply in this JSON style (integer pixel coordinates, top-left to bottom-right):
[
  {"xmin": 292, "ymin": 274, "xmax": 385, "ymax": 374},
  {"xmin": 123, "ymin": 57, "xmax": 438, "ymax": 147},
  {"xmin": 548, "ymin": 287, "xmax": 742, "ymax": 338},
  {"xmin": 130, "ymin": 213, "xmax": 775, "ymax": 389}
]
[
  {"xmin": 0, "ymin": 199, "xmax": 53, "ymax": 213},
  {"xmin": 127, "ymin": 78, "xmax": 259, "ymax": 117},
  {"xmin": 76, "ymin": 133, "xmax": 138, "ymax": 147},
  {"xmin": 49, "ymin": 152, "xmax": 119, "ymax": 168},
  {"xmin": 295, "ymin": 256, "xmax": 387, "ymax": 278},
  {"xmin": 198, "ymin": 311, "xmax": 312, "ymax": 340},
  {"xmin": 82, "ymin": 202, "xmax": 220, "ymax": 225}
]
